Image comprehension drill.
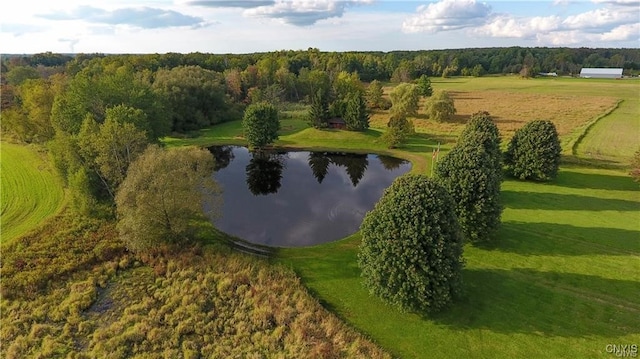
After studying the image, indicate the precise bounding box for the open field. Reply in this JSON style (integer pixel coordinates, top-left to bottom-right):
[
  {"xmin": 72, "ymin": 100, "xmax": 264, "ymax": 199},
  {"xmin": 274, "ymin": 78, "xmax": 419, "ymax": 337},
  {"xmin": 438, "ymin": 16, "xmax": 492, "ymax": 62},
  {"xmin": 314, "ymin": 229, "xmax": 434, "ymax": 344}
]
[
  {"xmin": 3, "ymin": 76, "xmax": 638, "ymax": 358},
  {"xmin": 374, "ymin": 77, "xmax": 637, "ymax": 158},
  {"xmin": 0, "ymin": 142, "xmax": 65, "ymax": 244},
  {"xmin": 277, "ymin": 166, "xmax": 640, "ymax": 358}
]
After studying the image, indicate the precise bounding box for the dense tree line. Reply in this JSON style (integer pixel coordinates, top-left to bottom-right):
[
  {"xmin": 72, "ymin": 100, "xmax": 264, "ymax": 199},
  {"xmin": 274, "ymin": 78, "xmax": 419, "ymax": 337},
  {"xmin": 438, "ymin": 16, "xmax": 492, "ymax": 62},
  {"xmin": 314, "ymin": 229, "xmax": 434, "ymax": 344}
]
[{"xmin": 1, "ymin": 46, "xmax": 635, "ymax": 218}]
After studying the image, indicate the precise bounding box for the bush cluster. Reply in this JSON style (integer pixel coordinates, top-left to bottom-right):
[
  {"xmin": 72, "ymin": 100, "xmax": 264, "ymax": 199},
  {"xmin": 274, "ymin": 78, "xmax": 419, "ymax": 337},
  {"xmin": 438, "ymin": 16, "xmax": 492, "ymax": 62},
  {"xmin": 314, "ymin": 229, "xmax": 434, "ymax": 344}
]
[{"xmin": 2, "ymin": 217, "xmax": 391, "ymax": 359}]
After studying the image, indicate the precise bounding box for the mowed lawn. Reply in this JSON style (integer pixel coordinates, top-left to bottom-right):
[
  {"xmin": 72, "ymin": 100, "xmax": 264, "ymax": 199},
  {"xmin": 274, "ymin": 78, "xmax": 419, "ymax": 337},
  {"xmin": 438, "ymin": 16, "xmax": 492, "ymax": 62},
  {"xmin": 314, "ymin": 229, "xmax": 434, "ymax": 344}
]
[
  {"xmin": 1, "ymin": 142, "xmax": 65, "ymax": 244},
  {"xmin": 277, "ymin": 166, "xmax": 640, "ymax": 359}
]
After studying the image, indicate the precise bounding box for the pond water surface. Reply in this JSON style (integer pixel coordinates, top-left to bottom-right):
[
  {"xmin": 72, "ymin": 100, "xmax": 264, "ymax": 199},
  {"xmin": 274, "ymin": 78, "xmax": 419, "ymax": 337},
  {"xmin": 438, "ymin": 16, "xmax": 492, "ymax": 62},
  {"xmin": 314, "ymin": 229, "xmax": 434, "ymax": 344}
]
[{"xmin": 208, "ymin": 146, "xmax": 411, "ymax": 247}]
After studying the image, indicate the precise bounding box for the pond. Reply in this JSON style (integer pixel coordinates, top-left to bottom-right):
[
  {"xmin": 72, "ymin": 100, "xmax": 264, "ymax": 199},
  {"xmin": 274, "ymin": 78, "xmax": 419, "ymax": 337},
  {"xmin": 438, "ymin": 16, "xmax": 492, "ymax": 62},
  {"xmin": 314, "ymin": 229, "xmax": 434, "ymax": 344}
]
[{"xmin": 208, "ymin": 146, "xmax": 411, "ymax": 247}]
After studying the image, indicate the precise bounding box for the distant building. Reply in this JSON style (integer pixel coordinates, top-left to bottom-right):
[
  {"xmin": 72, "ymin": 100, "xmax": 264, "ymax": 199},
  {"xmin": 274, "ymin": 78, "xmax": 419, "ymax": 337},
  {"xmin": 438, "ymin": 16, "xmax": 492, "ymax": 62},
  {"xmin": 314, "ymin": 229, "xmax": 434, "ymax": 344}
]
[
  {"xmin": 328, "ymin": 117, "xmax": 346, "ymax": 129},
  {"xmin": 579, "ymin": 68, "xmax": 623, "ymax": 78},
  {"xmin": 539, "ymin": 72, "xmax": 558, "ymax": 77}
]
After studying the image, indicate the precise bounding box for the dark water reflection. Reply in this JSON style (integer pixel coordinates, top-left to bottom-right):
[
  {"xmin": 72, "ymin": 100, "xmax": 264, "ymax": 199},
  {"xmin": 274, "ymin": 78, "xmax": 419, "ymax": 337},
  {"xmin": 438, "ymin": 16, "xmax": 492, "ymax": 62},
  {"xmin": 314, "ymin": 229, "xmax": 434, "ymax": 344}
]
[{"xmin": 208, "ymin": 146, "xmax": 411, "ymax": 247}]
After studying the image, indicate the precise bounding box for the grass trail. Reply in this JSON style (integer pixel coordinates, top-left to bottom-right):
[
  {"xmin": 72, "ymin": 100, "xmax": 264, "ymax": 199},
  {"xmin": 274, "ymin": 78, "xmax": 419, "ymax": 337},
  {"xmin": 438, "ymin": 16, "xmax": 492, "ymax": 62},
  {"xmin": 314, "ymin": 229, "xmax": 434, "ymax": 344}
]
[
  {"xmin": 276, "ymin": 166, "xmax": 640, "ymax": 359},
  {"xmin": 1, "ymin": 142, "xmax": 65, "ymax": 244}
]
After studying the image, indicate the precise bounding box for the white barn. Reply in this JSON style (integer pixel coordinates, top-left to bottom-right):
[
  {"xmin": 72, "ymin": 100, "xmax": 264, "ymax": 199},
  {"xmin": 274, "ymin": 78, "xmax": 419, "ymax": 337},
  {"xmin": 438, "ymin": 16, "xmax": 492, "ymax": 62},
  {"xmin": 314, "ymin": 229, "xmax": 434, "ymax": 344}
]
[{"xmin": 579, "ymin": 68, "xmax": 623, "ymax": 78}]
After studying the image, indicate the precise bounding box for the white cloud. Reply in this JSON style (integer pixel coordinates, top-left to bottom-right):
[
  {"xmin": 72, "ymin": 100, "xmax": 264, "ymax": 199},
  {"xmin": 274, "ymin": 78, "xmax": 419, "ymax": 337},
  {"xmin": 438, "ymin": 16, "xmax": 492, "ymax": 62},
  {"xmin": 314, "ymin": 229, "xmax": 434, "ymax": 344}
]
[
  {"xmin": 38, "ymin": 5, "xmax": 210, "ymax": 29},
  {"xmin": 475, "ymin": 15, "xmax": 562, "ymax": 38},
  {"xmin": 599, "ymin": 22, "xmax": 640, "ymax": 41},
  {"xmin": 562, "ymin": 7, "xmax": 637, "ymax": 31},
  {"xmin": 403, "ymin": 0, "xmax": 640, "ymax": 47},
  {"xmin": 243, "ymin": 0, "xmax": 372, "ymax": 26},
  {"xmin": 591, "ymin": 0, "xmax": 640, "ymax": 6},
  {"xmin": 402, "ymin": 0, "xmax": 492, "ymax": 33}
]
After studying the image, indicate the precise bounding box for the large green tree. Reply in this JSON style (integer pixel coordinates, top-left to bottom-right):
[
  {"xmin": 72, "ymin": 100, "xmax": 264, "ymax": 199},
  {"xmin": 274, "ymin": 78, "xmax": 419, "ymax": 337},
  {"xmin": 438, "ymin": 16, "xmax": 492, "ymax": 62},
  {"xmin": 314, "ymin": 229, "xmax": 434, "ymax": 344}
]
[
  {"xmin": 505, "ymin": 120, "xmax": 562, "ymax": 181},
  {"xmin": 435, "ymin": 142, "xmax": 502, "ymax": 242},
  {"xmin": 358, "ymin": 174, "xmax": 464, "ymax": 313},
  {"xmin": 153, "ymin": 65, "xmax": 234, "ymax": 132},
  {"xmin": 115, "ymin": 145, "xmax": 220, "ymax": 252},
  {"xmin": 425, "ymin": 90, "xmax": 456, "ymax": 122},
  {"xmin": 389, "ymin": 83, "xmax": 419, "ymax": 118},
  {"xmin": 77, "ymin": 106, "xmax": 150, "ymax": 200},
  {"xmin": 343, "ymin": 92, "xmax": 369, "ymax": 131},
  {"xmin": 242, "ymin": 102, "xmax": 280, "ymax": 149},
  {"xmin": 381, "ymin": 114, "xmax": 414, "ymax": 149},
  {"xmin": 458, "ymin": 111, "xmax": 503, "ymax": 176},
  {"xmin": 365, "ymin": 80, "xmax": 387, "ymax": 110},
  {"xmin": 50, "ymin": 63, "xmax": 169, "ymax": 137},
  {"xmin": 307, "ymin": 89, "xmax": 330, "ymax": 128},
  {"xmin": 415, "ymin": 74, "xmax": 433, "ymax": 97}
]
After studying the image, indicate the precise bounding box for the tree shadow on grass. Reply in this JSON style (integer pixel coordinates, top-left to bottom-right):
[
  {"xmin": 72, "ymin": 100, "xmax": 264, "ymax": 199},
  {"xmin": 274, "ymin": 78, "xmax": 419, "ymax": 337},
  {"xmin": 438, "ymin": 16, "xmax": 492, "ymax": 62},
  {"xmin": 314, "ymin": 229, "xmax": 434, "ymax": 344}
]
[
  {"xmin": 561, "ymin": 155, "xmax": 628, "ymax": 171},
  {"xmin": 501, "ymin": 190, "xmax": 639, "ymax": 211},
  {"xmin": 475, "ymin": 222, "xmax": 639, "ymax": 256},
  {"xmin": 431, "ymin": 268, "xmax": 640, "ymax": 338},
  {"xmin": 553, "ymin": 167, "xmax": 639, "ymax": 191}
]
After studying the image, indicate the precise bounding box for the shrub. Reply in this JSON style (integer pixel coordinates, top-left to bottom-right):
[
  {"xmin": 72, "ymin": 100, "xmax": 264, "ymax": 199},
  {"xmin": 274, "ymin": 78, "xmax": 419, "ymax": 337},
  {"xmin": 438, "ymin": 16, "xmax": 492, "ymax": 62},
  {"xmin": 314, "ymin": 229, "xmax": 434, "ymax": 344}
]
[
  {"xmin": 358, "ymin": 174, "xmax": 464, "ymax": 313},
  {"xmin": 435, "ymin": 142, "xmax": 502, "ymax": 242},
  {"xmin": 505, "ymin": 120, "xmax": 561, "ymax": 181}
]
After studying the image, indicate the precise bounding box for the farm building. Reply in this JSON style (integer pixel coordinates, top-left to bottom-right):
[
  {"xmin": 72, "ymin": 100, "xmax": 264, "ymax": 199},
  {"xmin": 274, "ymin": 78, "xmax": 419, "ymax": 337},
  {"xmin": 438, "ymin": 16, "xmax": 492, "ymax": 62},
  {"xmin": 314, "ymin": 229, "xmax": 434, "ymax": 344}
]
[
  {"xmin": 328, "ymin": 117, "xmax": 346, "ymax": 129},
  {"xmin": 579, "ymin": 68, "xmax": 623, "ymax": 78}
]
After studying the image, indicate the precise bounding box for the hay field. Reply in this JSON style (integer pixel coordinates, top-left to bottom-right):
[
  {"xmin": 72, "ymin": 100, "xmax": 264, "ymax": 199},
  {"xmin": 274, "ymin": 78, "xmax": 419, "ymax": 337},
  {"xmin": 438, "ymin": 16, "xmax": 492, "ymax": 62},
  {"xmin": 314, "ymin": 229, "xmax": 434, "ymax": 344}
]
[{"xmin": 370, "ymin": 77, "xmax": 632, "ymax": 155}]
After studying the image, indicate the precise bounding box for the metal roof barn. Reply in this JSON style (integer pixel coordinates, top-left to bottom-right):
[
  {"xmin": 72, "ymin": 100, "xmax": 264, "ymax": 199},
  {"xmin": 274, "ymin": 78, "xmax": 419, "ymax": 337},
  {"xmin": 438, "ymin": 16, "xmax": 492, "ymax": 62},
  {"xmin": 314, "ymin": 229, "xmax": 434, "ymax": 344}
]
[{"xmin": 579, "ymin": 68, "xmax": 623, "ymax": 78}]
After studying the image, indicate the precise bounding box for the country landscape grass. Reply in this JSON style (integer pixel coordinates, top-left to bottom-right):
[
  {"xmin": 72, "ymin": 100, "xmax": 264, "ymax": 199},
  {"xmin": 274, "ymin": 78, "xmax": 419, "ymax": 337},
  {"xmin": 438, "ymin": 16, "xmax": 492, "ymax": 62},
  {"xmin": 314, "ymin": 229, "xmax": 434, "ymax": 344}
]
[
  {"xmin": 2, "ymin": 76, "xmax": 639, "ymax": 358},
  {"xmin": 166, "ymin": 75, "xmax": 640, "ymax": 357},
  {"xmin": 0, "ymin": 142, "xmax": 65, "ymax": 244}
]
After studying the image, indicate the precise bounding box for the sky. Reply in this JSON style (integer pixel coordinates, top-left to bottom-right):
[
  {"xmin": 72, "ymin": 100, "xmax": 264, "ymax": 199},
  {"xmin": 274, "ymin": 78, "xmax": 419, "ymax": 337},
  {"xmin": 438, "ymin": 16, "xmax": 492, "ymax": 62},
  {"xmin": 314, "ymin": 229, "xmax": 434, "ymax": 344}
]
[{"xmin": 1, "ymin": 0, "xmax": 638, "ymax": 54}]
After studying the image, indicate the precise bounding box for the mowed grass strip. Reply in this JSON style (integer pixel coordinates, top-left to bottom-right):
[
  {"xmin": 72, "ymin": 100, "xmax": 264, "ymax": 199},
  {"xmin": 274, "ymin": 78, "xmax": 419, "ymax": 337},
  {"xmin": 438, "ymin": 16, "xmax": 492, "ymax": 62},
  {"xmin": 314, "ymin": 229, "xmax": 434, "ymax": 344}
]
[
  {"xmin": 576, "ymin": 93, "xmax": 640, "ymax": 163},
  {"xmin": 1, "ymin": 142, "xmax": 65, "ymax": 244},
  {"xmin": 276, "ymin": 167, "xmax": 640, "ymax": 359}
]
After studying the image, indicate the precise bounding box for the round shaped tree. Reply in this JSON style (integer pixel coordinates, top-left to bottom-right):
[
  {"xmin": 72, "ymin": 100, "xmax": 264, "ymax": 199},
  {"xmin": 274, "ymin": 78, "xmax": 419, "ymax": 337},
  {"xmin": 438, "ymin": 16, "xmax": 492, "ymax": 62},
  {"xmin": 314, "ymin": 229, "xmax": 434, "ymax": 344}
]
[
  {"xmin": 505, "ymin": 120, "xmax": 561, "ymax": 181},
  {"xmin": 358, "ymin": 174, "xmax": 464, "ymax": 313},
  {"xmin": 242, "ymin": 102, "xmax": 280, "ymax": 149}
]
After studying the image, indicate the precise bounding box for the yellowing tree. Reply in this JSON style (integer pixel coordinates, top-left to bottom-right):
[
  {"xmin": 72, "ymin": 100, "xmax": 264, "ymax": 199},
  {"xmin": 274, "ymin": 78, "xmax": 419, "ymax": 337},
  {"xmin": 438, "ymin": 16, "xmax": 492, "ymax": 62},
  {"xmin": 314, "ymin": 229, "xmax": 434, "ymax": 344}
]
[{"xmin": 115, "ymin": 145, "xmax": 221, "ymax": 252}]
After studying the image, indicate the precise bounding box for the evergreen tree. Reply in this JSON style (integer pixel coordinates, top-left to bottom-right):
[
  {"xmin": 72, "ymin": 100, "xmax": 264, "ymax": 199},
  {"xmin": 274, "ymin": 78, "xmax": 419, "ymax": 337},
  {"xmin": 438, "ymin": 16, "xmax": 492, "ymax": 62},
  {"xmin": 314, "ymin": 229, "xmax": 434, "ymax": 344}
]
[
  {"xmin": 435, "ymin": 142, "xmax": 502, "ymax": 242},
  {"xmin": 505, "ymin": 120, "xmax": 562, "ymax": 181},
  {"xmin": 307, "ymin": 89, "xmax": 330, "ymax": 128},
  {"xmin": 343, "ymin": 92, "xmax": 370, "ymax": 131},
  {"xmin": 459, "ymin": 111, "xmax": 503, "ymax": 177},
  {"xmin": 359, "ymin": 174, "xmax": 464, "ymax": 313},
  {"xmin": 416, "ymin": 74, "xmax": 433, "ymax": 97},
  {"xmin": 242, "ymin": 102, "xmax": 280, "ymax": 149}
]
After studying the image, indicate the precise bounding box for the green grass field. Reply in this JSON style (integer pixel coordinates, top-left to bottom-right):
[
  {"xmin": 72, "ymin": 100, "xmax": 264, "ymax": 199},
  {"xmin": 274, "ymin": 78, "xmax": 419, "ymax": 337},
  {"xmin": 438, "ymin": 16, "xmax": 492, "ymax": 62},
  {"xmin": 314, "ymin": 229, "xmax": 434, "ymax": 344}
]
[
  {"xmin": 3, "ymin": 76, "xmax": 638, "ymax": 358},
  {"xmin": 277, "ymin": 166, "xmax": 640, "ymax": 358},
  {"xmin": 0, "ymin": 142, "xmax": 65, "ymax": 244}
]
